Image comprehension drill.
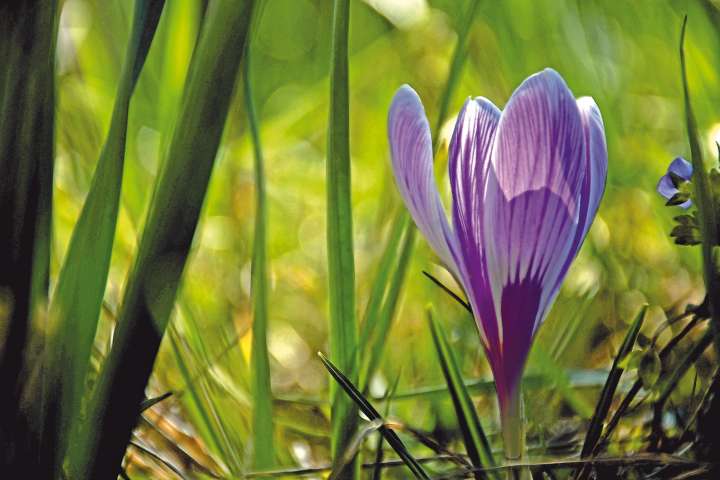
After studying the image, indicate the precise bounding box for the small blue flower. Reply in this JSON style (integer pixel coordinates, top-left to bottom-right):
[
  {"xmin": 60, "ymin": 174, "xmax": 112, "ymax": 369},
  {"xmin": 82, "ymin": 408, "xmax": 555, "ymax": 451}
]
[{"xmin": 657, "ymin": 157, "xmax": 693, "ymax": 208}]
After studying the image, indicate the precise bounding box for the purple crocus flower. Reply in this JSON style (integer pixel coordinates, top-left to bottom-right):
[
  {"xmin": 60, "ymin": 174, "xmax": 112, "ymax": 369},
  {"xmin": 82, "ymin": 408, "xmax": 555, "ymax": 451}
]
[
  {"xmin": 388, "ymin": 68, "xmax": 607, "ymax": 459},
  {"xmin": 657, "ymin": 157, "xmax": 693, "ymax": 209}
]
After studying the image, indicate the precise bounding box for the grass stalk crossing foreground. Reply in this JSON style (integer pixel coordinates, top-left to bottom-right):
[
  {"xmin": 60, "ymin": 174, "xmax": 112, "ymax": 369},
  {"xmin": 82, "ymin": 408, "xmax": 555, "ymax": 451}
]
[
  {"xmin": 244, "ymin": 5, "xmax": 276, "ymax": 469},
  {"xmin": 326, "ymin": 0, "xmax": 360, "ymax": 477},
  {"xmin": 65, "ymin": 1, "xmax": 256, "ymax": 477},
  {"xmin": 45, "ymin": 1, "xmax": 165, "ymax": 474}
]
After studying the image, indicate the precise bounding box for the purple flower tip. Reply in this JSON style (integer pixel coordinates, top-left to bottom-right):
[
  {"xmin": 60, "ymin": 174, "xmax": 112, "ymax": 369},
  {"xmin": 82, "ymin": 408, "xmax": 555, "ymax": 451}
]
[
  {"xmin": 387, "ymin": 69, "xmax": 607, "ymax": 415},
  {"xmin": 657, "ymin": 156, "xmax": 692, "ymax": 209}
]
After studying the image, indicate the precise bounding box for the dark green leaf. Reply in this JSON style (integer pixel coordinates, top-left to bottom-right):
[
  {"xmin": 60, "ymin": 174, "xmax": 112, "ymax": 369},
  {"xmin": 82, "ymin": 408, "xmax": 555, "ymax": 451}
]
[
  {"xmin": 139, "ymin": 392, "xmax": 173, "ymax": 413},
  {"xmin": 427, "ymin": 307, "xmax": 495, "ymax": 479},
  {"xmin": 244, "ymin": 8, "xmax": 275, "ymax": 469},
  {"xmin": 318, "ymin": 352, "xmax": 431, "ymax": 480},
  {"xmin": 679, "ymin": 16, "xmax": 720, "ymax": 357},
  {"xmin": 638, "ymin": 350, "xmax": 661, "ymax": 390},
  {"xmin": 47, "ymin": 1, "xmax": 165, "ymax": 472},
  {"xmin": 66, "ymin": 2, "xmax": 256, "ymax": 477},
  {"xmin": 579, "ymin": 304, "xmax": 647, "ymax": 459}
]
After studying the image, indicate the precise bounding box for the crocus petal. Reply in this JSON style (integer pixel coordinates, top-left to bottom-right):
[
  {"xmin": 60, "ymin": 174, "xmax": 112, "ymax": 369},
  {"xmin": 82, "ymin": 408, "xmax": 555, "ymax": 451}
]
[
  {"xmin": 479, "ymin": 69, "xmax": 594, "ymax": 414},
  {"xmin": 388, "ymin": 85, "xmax": 457, "ymax": 271},
  {"xmin": 541, "ymin": 97, "xmax": 608, "ymax": 330},
  {"xmin": 575, "ymin": 97, "xmax": 608, "ymax": 241},
  {"xmin": 668, "ymin": 156, "xmax": 692, "ymax": 181},
  {"xmin": 483, "ymin": 68, "xmax": 586, "ymax": 344},
  {"xmin": 656, "ymin": 174, "xmax": 679, "ymax": 200},
  {"xmin": 448, "ymin": 97, "xmax": 501, "ymax": 349}
]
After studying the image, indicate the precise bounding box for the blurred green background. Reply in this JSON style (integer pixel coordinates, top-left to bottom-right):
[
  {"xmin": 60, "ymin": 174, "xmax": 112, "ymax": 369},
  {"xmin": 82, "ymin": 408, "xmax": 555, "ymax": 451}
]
[{"xmin": 54, "ymin": 0, "xmax": 719, "ymax": 477}]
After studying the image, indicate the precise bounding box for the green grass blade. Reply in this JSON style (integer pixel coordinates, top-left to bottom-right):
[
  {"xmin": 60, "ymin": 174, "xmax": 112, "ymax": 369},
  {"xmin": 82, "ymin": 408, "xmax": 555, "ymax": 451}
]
[
  {"xmin": 319, "ymin": 353, "xmax": 431, "ymax": 480},
  {"xmin": 678, "ymin": 16, "xmax": 720, "ymax": 357},
  {"xmin": 372, "ymin": 373, "xmax": 402, "ymax": 480},
  {"xmin": 326, "ymin": 0, "xmax": 359, "ymax": 474},
  {"xmin": 47, "ymin": 0, "xmax": 165, "ymax": 470},
  {"xmin": 359, "ymin": 0, "xmax": 477, "ymax": 394},
  {"xmin": 66, "ymin": 2, "xmax": 255, "ymax": 477},
  {"xmin": 654, "ymin": 327, "xmax": 714, "ymax": 408},
  {"xmin": 358, "ymin": 214, "xmax": 407, "ymax": 356},
  {"xmin": 168, "ymin": 326, "xmax": 239, "ymax": 475},
  {"xmin": 243, "ymin": 12, "xmax": 275, "ymax": 469},
  {"xmin": 579, "ymin": 304, "xmax": 647, "ymax": 460},
  {"xmin": 432, "ymin": 0, "xmax": 481, "ymax": 144},
  {"xmin": 594, "ymin": 316, "xmax": 705, "ymax": 456},
  {"xmin": 359, "ymin": 215, "xmax": 414, "ymax": 391},
  {"xmin": 427, "ymin": 307, "xmax": 495, "ymax": 479}
]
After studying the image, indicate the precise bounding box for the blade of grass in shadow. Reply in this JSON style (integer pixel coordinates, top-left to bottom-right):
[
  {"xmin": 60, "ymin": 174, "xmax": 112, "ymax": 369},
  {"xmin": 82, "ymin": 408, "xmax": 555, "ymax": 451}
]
[
  {"xmin": 0, "ymin": 2, "xmax": 57, "ymax": 472},
  {"xmin": 592, "ymin": 316, "xmax": 705, "ymax": 456},
  {"xmin": 422, "ymin": 270, "xmax": 472, "ymax": 313},
  {"xmin": 372, "ymin": 372, "xmax": 402, "ymax": 480},
  {"xmin": 427, "ymin": 307, "xmax": 495, "ymax": 480},
  {"xmin": 679, "ymin": 16, "xmax": 720, "ymax": 357},
  {"xmin": 46, "ymin": 1, "xmax": 165, "ymax": 472},
  {"xmin": 331, "ymin": 419, "xmax": 385, "ymax": 480},
  {"xmin": 326, "ymin": 0, "xmax": 359, "ymax": 476},
  {"xmin": 654, "ymin": 327, "xmax": 714, "ymax": 411},
  {"xmin": 140, "ymin": 392, "xmax": 173, "ymax": 413},
  {"xmin": 243, "ymin": 7, "xmax": 274, "ymax": 469},
  {"xmin": 319, "ymin": 352, "xmax": 431, "ymax": 480},
  {"xmin": 576, "ymin": 304, "xmax": 647, "ymax": 479},
  {"xmin": 65, "ymin": 1, "xmax": 255, "ymax": 477}
]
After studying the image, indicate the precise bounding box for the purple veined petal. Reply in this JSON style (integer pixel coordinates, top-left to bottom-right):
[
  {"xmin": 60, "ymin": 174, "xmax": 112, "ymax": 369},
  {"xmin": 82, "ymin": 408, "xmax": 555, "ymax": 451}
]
[
  {"xmin": 656, "ymin": 174, "xmax": 679, "ymax": 200},
  {"xmin": 482, "ymin": 68, "xmax": 586, "ymax": 352},
  {"xmin": 388, "ymin": 85, "xmax": 458, "ymax": 272},
  {"xmin": 668, "ymin": 156, "xmax": 692, "ymax": 181},
  {"xmin": 537, "ymin": 96, "xmax": 608, "ymax": 333},
  {"xmin": 448, "ymin": 97, "xmax": 501, "ymax": 349},
  {"xmin": 575, "ymin": 97, "xmax": 608, "ymax": 241}
]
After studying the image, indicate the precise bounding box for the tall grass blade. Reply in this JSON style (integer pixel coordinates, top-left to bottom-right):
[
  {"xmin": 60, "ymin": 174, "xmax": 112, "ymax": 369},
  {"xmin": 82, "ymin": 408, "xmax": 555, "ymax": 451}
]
[
  {"xmin": 372, "ymin": 373, "xmax": 402, "ymax": 480},
  {"xmin": 359, "ymin": 0, "xmax": 478, "ymax": 394},
  {"xmin": 168, "ymin": 326, "xmax": 238, "ymax": 475},
  {"xmin": 678, "ymin": 16, "xmax": 720, "ymax": 357},
  {"xmin": 427, "ymin": 307, "xmax": 495, "ymax": 479},
  {"xmin": 326, "ymin": 0, "xmax": 359, "ymax": 475},
  {"xmin": 577, "ymin": 304, "xmax": 647, "ymax": 478},
  {"xmin": 0, "ymin": 0, "xmax": 58, "ymax": 473},
  {"xmin": 243, "ymin": 11, "xmax": 275, "ymax": 468},
  {"xmin": 66, "ymin": 1, "xmax": 255, "ymax": 477},
  {"xmin": 359, "ymin": 215, "xmax": 414, "ymax": 391},
  {"xmin": 432, "ymin": 0, "xmax": 481, "ymax": 141},
  {"xmin": 319, "ymin": 352, "xmax": 431, "ymax": 480},
  {"xmin": 47, "ymin": 0, "xmax": 165, "ymax": 471}
]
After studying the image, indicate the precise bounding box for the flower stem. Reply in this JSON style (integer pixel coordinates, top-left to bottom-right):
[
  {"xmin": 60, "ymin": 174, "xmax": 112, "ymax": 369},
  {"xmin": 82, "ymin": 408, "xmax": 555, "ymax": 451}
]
[{"xmin": 500, "ymin": 387, "xmax": 531, "ymax": 480}]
